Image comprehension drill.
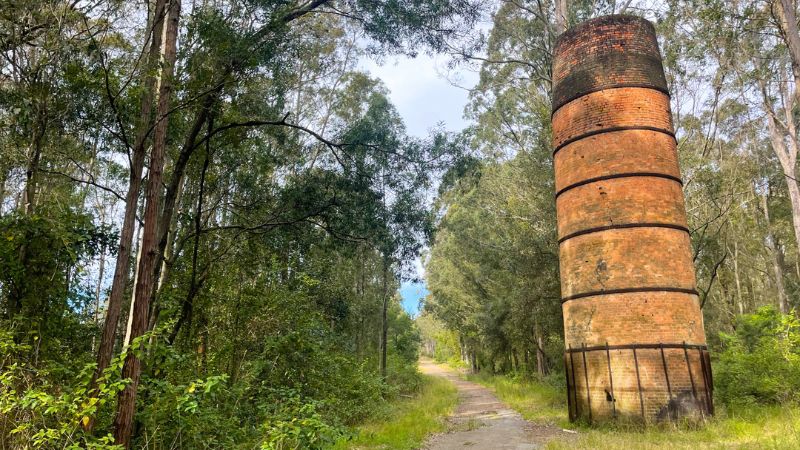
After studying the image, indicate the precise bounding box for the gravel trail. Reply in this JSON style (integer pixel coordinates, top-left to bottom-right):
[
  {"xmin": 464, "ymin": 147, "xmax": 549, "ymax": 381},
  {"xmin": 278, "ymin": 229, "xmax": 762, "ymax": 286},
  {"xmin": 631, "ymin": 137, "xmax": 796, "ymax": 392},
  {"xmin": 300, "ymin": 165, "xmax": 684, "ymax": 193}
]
[{"xmin": 419, "ymin": 358, "xmax": 573, "ymax": 450}]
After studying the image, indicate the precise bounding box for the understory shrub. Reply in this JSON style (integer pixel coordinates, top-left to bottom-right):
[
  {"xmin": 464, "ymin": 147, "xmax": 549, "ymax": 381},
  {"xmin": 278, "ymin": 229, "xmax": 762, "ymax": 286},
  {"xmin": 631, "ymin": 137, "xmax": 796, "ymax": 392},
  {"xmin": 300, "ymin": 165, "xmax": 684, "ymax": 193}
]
[
  {"xmin": 260, "ymin": 389, "xmax": 346, "ymax": 450},
  {"xmin": 0, "ymin": 331, "xmax": 127, "ymax": 449},
  {"xmin": 715, "ymin": 306, "xmax": 800, "ymax": 405},
  {"xmin": 386, "ymin": 353, "xmax": 423, "ymax": 395}
]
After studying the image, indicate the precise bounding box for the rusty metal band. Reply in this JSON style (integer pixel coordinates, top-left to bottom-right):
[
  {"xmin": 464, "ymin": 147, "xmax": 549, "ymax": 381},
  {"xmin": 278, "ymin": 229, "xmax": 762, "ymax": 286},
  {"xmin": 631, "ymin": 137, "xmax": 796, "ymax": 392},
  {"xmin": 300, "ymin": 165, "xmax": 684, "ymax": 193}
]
[
  {"xmin": 700, "ymin": 349, "xmax": 715, "ymax": 415},
  {"xmin": 633, "ymin": 348, "xmax": 645, "ymax": 418},
  {"xmin": 554, "ymin": 172, "xmax": 683, "ymax": 200},
  {"xmin": 698, "ymin": 348, "xmax": 710, "ymax": 414},
  {"xmin": 565, "ymin": 342, "xmax": 708, "ymax": 353},
  {"xmin": 582, "ymin": 343, "xmax": 592, "ymax": 422},
  {"xmin": 564, "ymin": 353, "xmax": 574, "ymax": 421},
  {"xmin": 660, "ymin": 343, "xmax": 673, "ymax": 401},
  {"xmin": 561, "ymin": 287, "xmax": 700, "ymax": 304},
  {"xmin": 558, "ymin": 223, "xmax": 690, "ymax": 244},
  {"xmin": 606, "ymin": 342, "xmax": 616, "ymax": 418},
  {"xmin": 569, "ymin": 346, "xmax": 578, "ymax": 419},
  {"xmin": 683, "ymin": 342, "xmax": 699, "ymax": 407},
  {"xmin": 551, "ymin": 84, "xmax": 670, "ymax": 117},
  {"xmin": 552, "ymin": 126, "xmax": 676, "ymax": 157}
]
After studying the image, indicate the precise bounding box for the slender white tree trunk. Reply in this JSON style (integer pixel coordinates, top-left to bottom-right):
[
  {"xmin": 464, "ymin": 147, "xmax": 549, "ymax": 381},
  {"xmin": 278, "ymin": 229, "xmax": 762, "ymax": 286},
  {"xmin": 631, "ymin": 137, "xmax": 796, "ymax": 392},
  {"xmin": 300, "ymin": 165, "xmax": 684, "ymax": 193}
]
[{"xmin": 555, "ymin": 0, "xmax": 568, "ymax": 34}]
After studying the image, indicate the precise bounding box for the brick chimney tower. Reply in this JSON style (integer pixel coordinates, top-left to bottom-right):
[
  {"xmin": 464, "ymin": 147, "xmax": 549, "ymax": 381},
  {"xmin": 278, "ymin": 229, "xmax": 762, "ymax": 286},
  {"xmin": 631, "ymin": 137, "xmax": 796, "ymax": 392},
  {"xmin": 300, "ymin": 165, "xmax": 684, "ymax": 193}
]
[{"xmin": 551, "ymin": 15, "xmax": 713, "ymax": 422}]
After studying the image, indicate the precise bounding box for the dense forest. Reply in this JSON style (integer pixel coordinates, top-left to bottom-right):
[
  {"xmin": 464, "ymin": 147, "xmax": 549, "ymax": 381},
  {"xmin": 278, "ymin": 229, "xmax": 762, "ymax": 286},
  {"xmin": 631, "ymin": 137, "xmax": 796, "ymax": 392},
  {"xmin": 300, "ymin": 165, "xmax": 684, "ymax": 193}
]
[
  {"xmin": 2, "ymin": 0, "xmax": 800, "ymax": 449},
  {"xmin": 0, "ymin": 0, "xmax": 478, "ymax": 447}
]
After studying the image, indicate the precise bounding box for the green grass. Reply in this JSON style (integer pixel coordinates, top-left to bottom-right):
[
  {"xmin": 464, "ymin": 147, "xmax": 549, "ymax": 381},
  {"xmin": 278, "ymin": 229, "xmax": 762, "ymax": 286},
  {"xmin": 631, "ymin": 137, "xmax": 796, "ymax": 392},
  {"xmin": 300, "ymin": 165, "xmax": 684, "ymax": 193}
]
[
  {"xmin": 332, "ymin": 373, "xmax": 457, "ymax": 449},
  {"xmin": 467, "ymin": 372, "xmax": 800, "ymax": 449}
]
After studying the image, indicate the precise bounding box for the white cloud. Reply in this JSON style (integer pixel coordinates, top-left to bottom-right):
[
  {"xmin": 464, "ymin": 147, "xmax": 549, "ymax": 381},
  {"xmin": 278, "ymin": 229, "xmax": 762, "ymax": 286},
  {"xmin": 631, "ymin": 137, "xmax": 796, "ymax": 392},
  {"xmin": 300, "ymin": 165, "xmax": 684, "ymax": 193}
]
[{"xmin": 359, "ymin": 54, "xmax": 478, "ymax": 137}]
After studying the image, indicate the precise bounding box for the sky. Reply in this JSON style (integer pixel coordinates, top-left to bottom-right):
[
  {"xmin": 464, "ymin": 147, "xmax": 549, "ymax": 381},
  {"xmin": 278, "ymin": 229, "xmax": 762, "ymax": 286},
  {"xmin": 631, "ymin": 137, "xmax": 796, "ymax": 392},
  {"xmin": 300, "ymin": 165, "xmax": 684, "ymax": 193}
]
[
  {"xmin": 399, "ymin": 281, "xmax": 430, "ymax": 318},
  {"xmin": 359, "ymin": 53, "xmax": 478, "ymax": 316},
  {"xmin": 359, "ymin": 54, "xmax": 476, "ymax": 136}
]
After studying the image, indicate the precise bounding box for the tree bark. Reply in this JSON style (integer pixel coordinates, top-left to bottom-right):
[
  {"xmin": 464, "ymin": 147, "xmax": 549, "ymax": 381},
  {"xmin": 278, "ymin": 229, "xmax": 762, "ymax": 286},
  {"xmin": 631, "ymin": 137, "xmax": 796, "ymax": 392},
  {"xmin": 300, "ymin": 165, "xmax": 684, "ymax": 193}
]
[
  {"xmin": 169, "ymin": 157, "xmax": 210, "ymax": 346},
  {"xmin": 761, "ymin": 78, "xmax": 800, "ymax": 254},
  {"xmin": 22, "ymin": 105, "xmax": 47, "ymax": 216},
  {"xmin": 94, "ymin": 242, "xmax": 107, "ymax": 325},
  {"xmin": 9, "ymin": 105, "xmax": 47, "ymax": 319},
  {"xmin": 785, "ymin": 172, "xmax": 800, "ymax": 252},
  {"xmin": 0, "ymin": 164, "xmax": 7, "ymax": 217},
  {"xmin": 776, "ymin": 0, "xmax": 800, "ymax": 104},
  {"xmin": 379, "ymin": 257, "xmax": 389, "ymax": 378},
  {"xmin": 732, "ymin": 241, "xmax": 745, "ymax": 315},
  {"xmin": 470, "ymin": 350, "xmax": 478, "ymax": 374},
  {"xmin": 89, "ymin": 0, "xmax": 166, "ymax": 421},
  {"xmin": 146, "ymin": 95, "xmax": 214, "ymax": 335},
  {"xmin": 762, "ymin": 191, "xmax": 790, "ymax": 314},
  {"xmin": 124, "ymin": 226, "xmax": 144, "ymax": 347},
  {"xmin": 554, "ymin": 0, "xmax": 568, "ymax": 34},
  {"xmin": 113, "ymin": 0, "xmax": 181, "ymax": 447},
  {"xmin": 772, "ymin": 238, "xmax": 790, "ymax": 315},
  {"xmin": 536, "ymin": 331, "xmax": 548, "ymax": 376}
]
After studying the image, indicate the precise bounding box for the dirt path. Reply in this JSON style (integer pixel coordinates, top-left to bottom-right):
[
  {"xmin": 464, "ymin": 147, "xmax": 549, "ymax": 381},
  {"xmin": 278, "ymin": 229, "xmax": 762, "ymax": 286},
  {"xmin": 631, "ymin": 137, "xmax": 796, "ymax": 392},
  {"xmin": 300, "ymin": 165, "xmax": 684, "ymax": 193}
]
[{"xmin": 419, "ymin": 358, "xmax": 572, "ymax": 450}]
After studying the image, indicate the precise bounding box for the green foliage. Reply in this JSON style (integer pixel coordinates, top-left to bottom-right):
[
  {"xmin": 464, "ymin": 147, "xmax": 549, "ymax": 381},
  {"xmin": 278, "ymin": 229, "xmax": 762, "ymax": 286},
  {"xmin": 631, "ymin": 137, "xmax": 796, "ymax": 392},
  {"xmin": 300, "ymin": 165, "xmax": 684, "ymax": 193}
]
[
  {"xmin": 136, "ymin": 368, "xmax": 240, "ymax": 448},
  {"xmin": 715, "ymin": 307, "xmax": 800, "ymax": 405},
  {"xmin": 0, "ymin": 331, "xmax": 127, "ymax": 449},
  {"xmin": 417, "ymin": 313, "xmax": 464, "ymax": 367},
  {"xmin": 261, "ymin": 391, "xmax": 346, "ymax": 450},
  {"xmin": 385, "ymin": 354, "xmax": 423, "ymax": 394},
  {"xmin": 0, "ymin": 0, "xmax": 480, "ymax": 447},
  {"xmin": 0, "ymin": 212, "xmax": 114, "ymax": 358},
  {"xmin": 425, "ymin": 148, "xmax": 562, "ymax": 374},
  {"xmin": 20, "ymin": 0, "xmax": 800, "ymax": 447}
]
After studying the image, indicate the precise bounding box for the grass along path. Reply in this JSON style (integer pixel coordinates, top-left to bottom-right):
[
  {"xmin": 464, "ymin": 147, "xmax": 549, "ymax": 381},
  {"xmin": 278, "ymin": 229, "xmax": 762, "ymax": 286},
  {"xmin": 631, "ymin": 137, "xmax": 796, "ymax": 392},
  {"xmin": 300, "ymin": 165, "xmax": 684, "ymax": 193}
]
[
  {"xmin": 332, "ymin": 370, "xmax": 457, "ymax": 449},
  {"xmin": 467, "ymin": 372, "xmax": 800, "ymax": 449}
]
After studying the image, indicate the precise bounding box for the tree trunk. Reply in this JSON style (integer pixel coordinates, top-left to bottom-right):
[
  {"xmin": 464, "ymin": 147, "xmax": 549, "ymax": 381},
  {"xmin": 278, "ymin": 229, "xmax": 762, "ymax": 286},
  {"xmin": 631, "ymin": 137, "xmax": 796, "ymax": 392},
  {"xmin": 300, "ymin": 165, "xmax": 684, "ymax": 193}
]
[
  {"xmin": 197, "ymin": 308, "xmax": 208, "ymax": 375},
  {"xmin": 522, "ymin": 349, "xmax": 528, "ymax": 372},
  {"xmin": 146, "ymin": 173, "xmax": 186, "ymax": 340},
  {"xmin": 0, "ymin": 163, "xmax": 7, "ymax": 216},
  {"xmin": 379, "ymin": 257, "xmax": 389, "ymax": 378},
  {"xmin": 22, "ymin": 107, "xmax": 46, "ymax": 216},
  {"xmin": 89, "ymin": 0, "xmax": 166, "ymax": 424},
  {"xmin": 124, "ymin": 225, "xmax": 143, "ymax": 347},
  {"xmin": 94, "ymin": 242, "xmax": 107, "ymax": 325},
  {"xmin": 145, "ymin": 95, "xmax": 215, "ymax": 334},
  {"xmin": 470, "ymin": 350, "xmax": 478, "ymax": 374},
  {"xmin": 113, "ymin": 0, "xmax": 181, "ymax": 447},
  {"xmin": 785, "ymin": 173, "xmax": 800, "ymax": 253},
  {"xmin": 10, "ymin": 105, "xmax": 47, "ymax": 321},
  {"xmin": 167, "ymin": 117, "xmax": 212, "ymax": 344},
  {"xmin": 228, "ymin": 280, "xmax": 243, "ymax": 383},
  {"xmin": 554, "ymin": 0, "xmax": 568, "ymax": 34},
  {"xmin": 762, "ymin": 192, "xmax": 790, "ymax": 314},
  {"xmin": 761, "ymin": 74, "xmax": 800, "ymax": 252},
  {"xmin": 772, "ymin": 239, "xmax": 790, "ymax": 315},
  {"xmin": 536, "ymin": 329, "xmax": 548, "ymax": 376},
  {"xmin": 732, "ymin": 241, "xmax": 744, "ymax": 315},
  {"xmin": 777, "ymin": 0, "xmax": 800, "ymax": 104}
]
